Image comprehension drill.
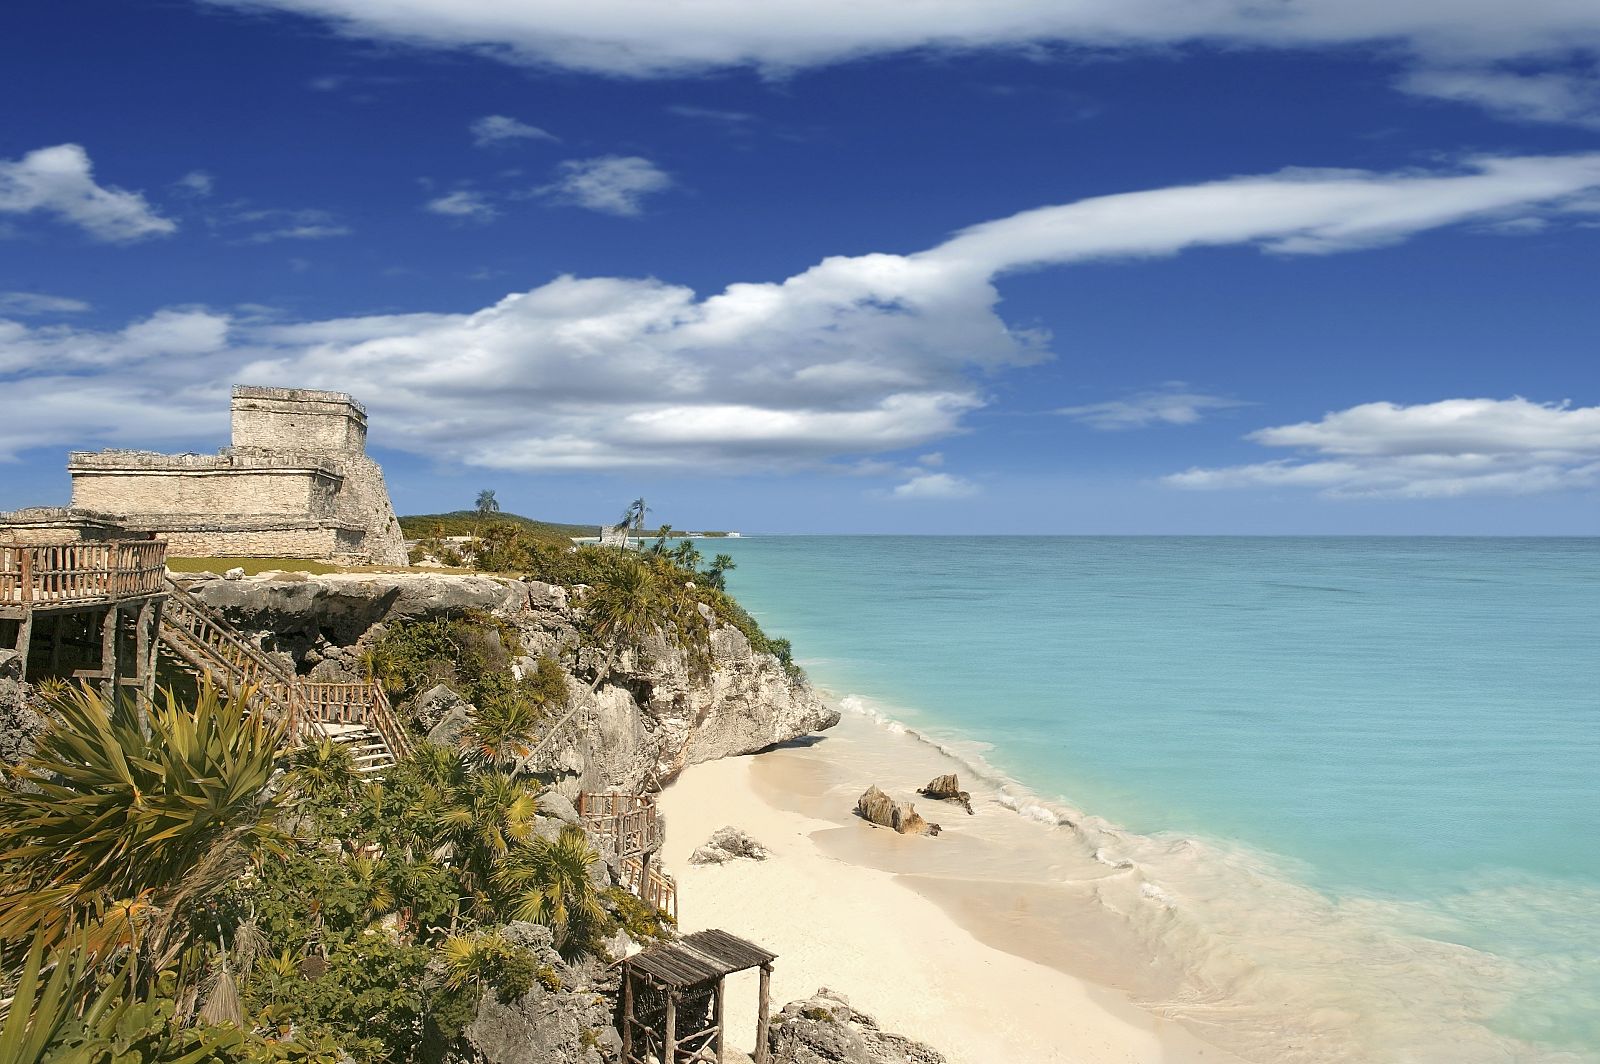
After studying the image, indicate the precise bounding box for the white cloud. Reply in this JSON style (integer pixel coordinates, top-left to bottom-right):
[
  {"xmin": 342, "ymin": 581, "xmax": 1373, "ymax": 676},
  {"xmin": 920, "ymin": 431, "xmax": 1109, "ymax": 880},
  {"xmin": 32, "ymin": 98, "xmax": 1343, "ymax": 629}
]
[
  {"xmin": 6, "ymin": 155, "xmax": 1600, "ymax": 473},
  {"xmin": 0, "ymin": 144, "xmax": 176, "ymax": 242},
  {"xmin": 175, "ymin": 170, "xmax": 215, "ymax": 197},
  {"xmin": 1058, "ymin": 385, "xmax": 1248, "ymax": 429},
  {"xmin": 470, "ymin": 115, "xmax": 558, "ymax": 147},
  {"xmin": 891, "ymin": 472, "xmax": 979, "ymax": 499},
  {"xmin": 1166, "ymin": 398, "xmax": 1600, "ymax": 497},
  {"xmin": 538, "ymin": 156, "xmax": 673, "ymax": 216},
  {"xmin": 191, "ymin": 0, "xmax": 1600, "ymax": 75},
  {"xmin": 1402, "ymin": 67, "xmax": 1600, "ymax": 129},
  {"xmin": 0, "ymin": 291, "xmax": 91, "ymax": 316},
  {"xmin": 425, "ymin": 189, "xmax": 498, "ymax": 221}
]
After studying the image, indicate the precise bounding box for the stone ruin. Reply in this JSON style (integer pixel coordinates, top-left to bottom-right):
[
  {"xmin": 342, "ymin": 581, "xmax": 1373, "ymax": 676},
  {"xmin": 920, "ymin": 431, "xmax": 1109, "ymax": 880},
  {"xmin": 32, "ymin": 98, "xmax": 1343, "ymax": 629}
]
[{"xmin": 4, "ymin": 386, "xmax": 406, "ymax": 565}]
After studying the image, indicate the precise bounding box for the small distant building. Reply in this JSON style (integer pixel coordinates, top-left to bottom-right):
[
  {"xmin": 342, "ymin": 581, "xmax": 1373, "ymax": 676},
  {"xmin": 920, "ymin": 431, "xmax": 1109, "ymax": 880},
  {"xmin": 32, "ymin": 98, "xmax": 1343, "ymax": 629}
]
[
  {"xmin": 599, "ymin": 524, "xmax": 630, "ymax": 548},
  {"xmin": 54, "ymin": 386, "xmax": 406, "ymax": 565}
]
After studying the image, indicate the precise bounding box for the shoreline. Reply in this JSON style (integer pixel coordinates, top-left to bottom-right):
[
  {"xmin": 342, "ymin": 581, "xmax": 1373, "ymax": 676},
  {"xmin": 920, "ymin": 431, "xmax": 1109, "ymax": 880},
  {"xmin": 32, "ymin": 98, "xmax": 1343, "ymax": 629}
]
[
  {"xmin": 660, "ymin": 699, "xmax": 1566, "ymax": 1064},
  {"xmin": 657, "ymin": 710, "xmax": 1249, "ymax": 1064}
]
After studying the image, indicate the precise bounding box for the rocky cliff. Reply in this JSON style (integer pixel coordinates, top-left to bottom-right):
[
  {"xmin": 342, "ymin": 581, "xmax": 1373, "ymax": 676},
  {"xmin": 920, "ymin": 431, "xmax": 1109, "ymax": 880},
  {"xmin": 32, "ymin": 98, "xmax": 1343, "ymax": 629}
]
[{"xmin": 181, "ymin": 571, "xmax": 838, "ymax": 791}]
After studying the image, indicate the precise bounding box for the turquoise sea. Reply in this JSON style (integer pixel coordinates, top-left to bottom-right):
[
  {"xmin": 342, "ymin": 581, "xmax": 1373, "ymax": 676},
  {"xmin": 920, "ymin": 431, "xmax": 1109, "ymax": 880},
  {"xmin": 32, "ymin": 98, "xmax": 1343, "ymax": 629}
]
[{"xmin": 708, "ymin": 536, "xmax": 1600, "ymax": 1061}]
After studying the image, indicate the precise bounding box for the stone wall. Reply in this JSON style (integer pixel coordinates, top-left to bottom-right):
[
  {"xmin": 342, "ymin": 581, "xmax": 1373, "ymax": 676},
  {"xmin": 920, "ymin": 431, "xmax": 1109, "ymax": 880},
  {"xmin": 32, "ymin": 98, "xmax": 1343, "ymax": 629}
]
[
  {"xmin": 0, "ymin": 507, "xmax": 153, "ymax": 545},
  {"xmin": 72, "ymin": 465, "xmax": 342, "ymax": 518},
  {"xmin": 156, "ymin": 525, "xmax": 347, "ymax": 559},
  {"xmin": 230, "ymin": 385, "xmax": 367, "ymax": 454}
]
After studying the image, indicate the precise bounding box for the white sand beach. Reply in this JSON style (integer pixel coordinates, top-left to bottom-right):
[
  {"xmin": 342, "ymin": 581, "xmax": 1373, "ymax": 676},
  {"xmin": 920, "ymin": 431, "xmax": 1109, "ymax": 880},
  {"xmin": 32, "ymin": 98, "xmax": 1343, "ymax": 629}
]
[{"xmin": 657, "ymin": 715, "xmax": 1248, "ymax": 1064}]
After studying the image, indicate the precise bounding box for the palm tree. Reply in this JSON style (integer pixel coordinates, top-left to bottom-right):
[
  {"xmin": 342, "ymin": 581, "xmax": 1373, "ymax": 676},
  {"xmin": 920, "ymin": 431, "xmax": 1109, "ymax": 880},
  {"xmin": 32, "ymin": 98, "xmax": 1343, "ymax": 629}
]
[
  {"xmin": 0, "ymin": 683, "xmax": 286, "ymax": 981},
  {"xmin": 473, "ymin": 488, "xmax": 500, "ymax": 559},
  {"xmin": 703, "ymin": 552, "xmax": 737, "ymax": 591},
  {"xmin": 458, "ymin": 694, "xmax": 544, "ymax": 770},
  {"xmin": 649, "ymin": 524, "xmax": 674, "ymax": 555},
  {"xmin": 286, "ymin": 736, "xmax": 361, "ymax": 806},
  {"xmin": 438, "ymin": 770, "xmax": 539, "ymax": 913},
  {"xmin": 493, "ymin": 825, "xmax": 605, "ymax": 958},
  {"xmin": 615, "ymin": 497, "xmax": 649, "ymax": 549}
]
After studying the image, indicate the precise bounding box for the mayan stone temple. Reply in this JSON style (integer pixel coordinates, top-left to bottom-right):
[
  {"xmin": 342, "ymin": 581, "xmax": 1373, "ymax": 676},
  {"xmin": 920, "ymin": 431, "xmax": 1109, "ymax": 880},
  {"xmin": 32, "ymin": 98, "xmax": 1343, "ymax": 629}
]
[{"xmin": 55, "ymin": 385, "xmax": 406, "ymax": 565}]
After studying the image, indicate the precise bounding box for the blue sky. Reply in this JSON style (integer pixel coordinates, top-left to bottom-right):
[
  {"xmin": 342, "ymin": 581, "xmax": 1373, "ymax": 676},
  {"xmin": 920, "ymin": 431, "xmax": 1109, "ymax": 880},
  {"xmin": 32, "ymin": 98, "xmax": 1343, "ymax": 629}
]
[{"xmin": 2, "ymin": 0, "xmax": 1598, "ymax": 533}]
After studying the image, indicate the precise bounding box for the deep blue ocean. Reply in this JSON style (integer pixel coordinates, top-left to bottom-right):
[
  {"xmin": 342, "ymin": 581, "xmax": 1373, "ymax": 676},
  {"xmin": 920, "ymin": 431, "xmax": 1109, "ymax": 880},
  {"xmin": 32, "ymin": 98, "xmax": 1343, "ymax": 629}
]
[{"xmin": 708, "ymin": 536, "xmax": 1600, "ymax": 1059}]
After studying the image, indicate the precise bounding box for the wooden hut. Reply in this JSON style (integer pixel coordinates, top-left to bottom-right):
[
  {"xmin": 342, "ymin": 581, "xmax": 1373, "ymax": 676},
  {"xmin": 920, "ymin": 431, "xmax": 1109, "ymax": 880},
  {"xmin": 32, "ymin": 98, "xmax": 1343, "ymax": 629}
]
[{"xmin": 621, "ymin": 929, "xmax": 776, "ymax": 1064}]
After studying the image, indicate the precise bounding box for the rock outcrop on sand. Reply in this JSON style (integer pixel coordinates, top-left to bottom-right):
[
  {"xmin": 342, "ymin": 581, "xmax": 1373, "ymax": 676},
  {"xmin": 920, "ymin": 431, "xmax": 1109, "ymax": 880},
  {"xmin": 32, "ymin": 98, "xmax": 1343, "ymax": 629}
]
[
  {"xmin": 854, "ymin": 785, "xmax": 940, "ymax": 837},
  {"xmin": 182, "ymin": 571, "xmax": 839, "ymax": 792},
  {"xmin": 918, "ymin": 773, "xmax": 973, "ymax": 815},
  {"xmin": 767, "ymin": 988, "xmax": 947, "ymax": 1064},
  {"xmin": 690, "ymin": 826, "xmax": 771, "ymax": 864}
]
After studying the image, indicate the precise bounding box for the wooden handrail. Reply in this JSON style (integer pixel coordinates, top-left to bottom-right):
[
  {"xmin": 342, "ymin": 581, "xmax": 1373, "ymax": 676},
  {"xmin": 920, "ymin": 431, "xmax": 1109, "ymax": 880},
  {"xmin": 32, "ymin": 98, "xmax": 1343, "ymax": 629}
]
[{"xmin": 1, "ymin": 541, "xmax": 167, "ymax": 606}]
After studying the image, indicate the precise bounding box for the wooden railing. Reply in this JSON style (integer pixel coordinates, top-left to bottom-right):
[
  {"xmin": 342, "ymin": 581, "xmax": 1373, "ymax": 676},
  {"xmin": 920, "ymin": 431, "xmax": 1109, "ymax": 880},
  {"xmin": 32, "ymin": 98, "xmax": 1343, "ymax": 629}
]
[
  {"xmin": 578, "ymin": 792, "xmax": 662, "ymax": 861},
  {"xmin": 621, "ymin": 855, "xmax": 679, "ymax": 923},
  {"xmin": 0, "ymin": 541, "xmax": 167, "ymax": 607},
  {"xmin": 301, "ymin": 681, "xmax": 414, "ymax": 761},
  {"xmin": 157, "ymin": 579, "xmax": 410, "ymax": 771},
  {"xmin": 158, "ymin": 579, "xmax": 302, "ymax": 721}
]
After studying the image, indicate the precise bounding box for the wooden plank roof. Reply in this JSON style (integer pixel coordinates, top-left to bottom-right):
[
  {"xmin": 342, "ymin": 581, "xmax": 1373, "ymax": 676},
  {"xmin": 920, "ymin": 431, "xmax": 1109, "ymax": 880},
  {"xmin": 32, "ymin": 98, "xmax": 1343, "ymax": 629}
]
[{"xmin": 625, "ymin": 929, "xmax": 776, "ymax": 989}]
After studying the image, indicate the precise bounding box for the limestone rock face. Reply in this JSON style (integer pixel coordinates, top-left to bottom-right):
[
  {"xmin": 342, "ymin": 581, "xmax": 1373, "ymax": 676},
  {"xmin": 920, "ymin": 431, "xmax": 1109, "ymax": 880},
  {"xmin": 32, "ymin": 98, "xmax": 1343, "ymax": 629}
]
[
  {"xmin": 690, "ymin": 826, "xmax": 770, "ymax": 864},
  {"xmin": 192, "ymin": 572, "xmax": 838, "ymax": 793},
  {"xmin": 855, "ymin": 786, "xmax": 940, "ymax": 837},
  {"xmin": 918, "ymin": 774, "xmax": 974, "ymax": 815},
  {"xmin": 767, "ymin": 988, "xmax": 946, "ymax": 1064},
  {"xmin": 412, "ymin": 684, "xmax": 473, "ymax": 732},
  {"xmin": 0, "ymin": 676, "xmax": 46, "ymax": 769},
  {"xmin": 454, "ymin": 922, "xmax": 619, "ymax": 1064}
]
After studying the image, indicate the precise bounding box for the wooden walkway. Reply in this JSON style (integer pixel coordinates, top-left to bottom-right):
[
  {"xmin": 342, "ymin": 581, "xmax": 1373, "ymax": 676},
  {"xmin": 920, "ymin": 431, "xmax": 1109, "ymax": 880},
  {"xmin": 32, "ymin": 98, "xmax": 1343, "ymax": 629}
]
[{"xmin": 2, "ymin": 539, "xmax": 409, "ymax": 777}]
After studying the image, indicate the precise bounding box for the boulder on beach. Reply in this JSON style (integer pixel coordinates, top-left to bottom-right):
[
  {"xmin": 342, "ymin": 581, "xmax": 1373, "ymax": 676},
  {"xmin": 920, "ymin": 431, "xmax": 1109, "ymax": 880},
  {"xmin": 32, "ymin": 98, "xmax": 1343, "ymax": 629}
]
[
  {"xmin": 918, "ymin": 773, "xmax": 974, "ymax": 815},
  {"xmin": 690, "ymin": 825, "xmax": 771, "ymax": 864},
  {"xmin": 855, "ymin": 785, "xmax": 941, "ymax": 837},
  {"xmin": 767, "ymin": 987, "xmax": 947, "ymax": 1064}
]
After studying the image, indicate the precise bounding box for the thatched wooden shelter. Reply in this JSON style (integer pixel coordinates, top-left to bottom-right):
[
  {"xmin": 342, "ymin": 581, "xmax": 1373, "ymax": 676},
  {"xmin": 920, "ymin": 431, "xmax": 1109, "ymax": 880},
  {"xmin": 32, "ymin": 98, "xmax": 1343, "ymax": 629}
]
[{"xmin": 621, "ymin": 929, "xmax": 776, "ymax": 1064}]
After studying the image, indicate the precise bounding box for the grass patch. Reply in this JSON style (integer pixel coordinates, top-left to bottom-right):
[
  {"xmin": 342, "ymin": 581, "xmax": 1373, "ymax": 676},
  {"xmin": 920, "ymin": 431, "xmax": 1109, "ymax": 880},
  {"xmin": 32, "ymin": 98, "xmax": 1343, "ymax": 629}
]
[{"xmin": 165, "ymin": 556, "xmax": 346, "ymax": 576}]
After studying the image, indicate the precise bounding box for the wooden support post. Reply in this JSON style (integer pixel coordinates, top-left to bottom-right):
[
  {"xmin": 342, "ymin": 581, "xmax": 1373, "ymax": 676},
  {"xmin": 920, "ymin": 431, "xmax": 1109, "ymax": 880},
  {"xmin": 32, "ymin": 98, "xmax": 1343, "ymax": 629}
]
[
  {"xmin": 621, "ymin": 968, "xmax": 634, "ymax": 1063},
  {"xmin": 144, "ymin": 599, "xmax": 163, "ymax": 705},
  {"xmin": 664, "ymin": 990, "xmax": 677, "ymax": 1064},
  {"xmin": 15, "ymin": 610, "xmax": 33, "ymax": 679},
  {"xmin": 134, "ymin": 599, "xmax": 155, "ymax": 734},
  {"xmin": 713, "ymin": 977, "xmax": 726, "ymax": 1063},
  {"xmin": 754, "ymin": 963, "xmax": 772, "ymax": 1064},
  {"xmin": 49, "ymin": 612, "xmax": 64, "ymax": 673},
  {"xmin": 100, "ymin": 605, "xmax": 118, "ymax": 699}
]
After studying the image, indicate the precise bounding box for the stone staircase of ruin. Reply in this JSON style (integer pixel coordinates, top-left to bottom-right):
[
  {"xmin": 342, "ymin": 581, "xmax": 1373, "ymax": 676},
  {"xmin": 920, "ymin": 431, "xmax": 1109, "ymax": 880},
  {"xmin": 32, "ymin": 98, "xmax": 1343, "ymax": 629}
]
[{"xmin": 157, "ymin": 577, "xmax": 411, "ymax": 776}]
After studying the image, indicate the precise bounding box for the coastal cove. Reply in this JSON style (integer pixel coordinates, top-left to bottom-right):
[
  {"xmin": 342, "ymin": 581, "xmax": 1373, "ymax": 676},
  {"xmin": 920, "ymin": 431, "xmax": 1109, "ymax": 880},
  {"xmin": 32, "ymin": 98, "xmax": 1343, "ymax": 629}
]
[{"xmin": 694, "ymin": 536, "xmax": 1600, "ymax": 1063}]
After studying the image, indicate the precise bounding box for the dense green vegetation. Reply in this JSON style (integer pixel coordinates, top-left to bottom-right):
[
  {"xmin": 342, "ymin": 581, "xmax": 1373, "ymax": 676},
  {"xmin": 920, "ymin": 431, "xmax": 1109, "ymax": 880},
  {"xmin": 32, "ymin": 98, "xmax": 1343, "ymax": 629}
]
[
  {"xmin": 0, "ymin": 679, "xmax": 670, "ymax": 1063},
  {"xmin": 398, "ymin": 511, "xmax": 592, "ymax": 543}
]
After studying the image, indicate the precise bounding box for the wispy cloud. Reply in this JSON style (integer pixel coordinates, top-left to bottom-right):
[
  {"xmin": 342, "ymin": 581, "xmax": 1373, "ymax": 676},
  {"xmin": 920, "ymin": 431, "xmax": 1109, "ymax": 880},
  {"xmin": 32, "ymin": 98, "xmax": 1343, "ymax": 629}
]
[
  {"xmin": 666, "ymin": 104, "xmax": 757, "ymax": 126},
  {"xmin": 1402, "ymin": 66, "xmax": 1600, "ymax": 130},
  {"xmin": 425, "ymin": 189, "xmax": 498, "ymax": 221},
  {"xmin": 537, "ymin": 156, "xmax": 673, "ymax": 216},
  {"xmin": 197, "ymin": 0, "xmax": 1600, "ymax": 132},
  {"xmin": 230, "ymin": 207, "xmax": 352, "ymax": 244},
  {"xmin": 0, "ymin": 144, "xmax": 175, "ymax": 242},
  {"xmin": 1167, "ymin": 397, "xmax": 1600, "ymax": 497},
  {"xmin": 174, "ymin": 170, "xmax": 215, "ymax": 197},
  {"xmin": 470, "ymin": 115, "xmax": 558, "ymax": 147},
  {"xmin": 1057, "ymin": 385, "xmax": 1249, "ymax": 429},
  {"xmin": 0, "ymin": 291, "xmax": 91, "ymax": 316},
  {"xmin": 891, "ymin": 472, "xmax": 979, "ymax": 499}
]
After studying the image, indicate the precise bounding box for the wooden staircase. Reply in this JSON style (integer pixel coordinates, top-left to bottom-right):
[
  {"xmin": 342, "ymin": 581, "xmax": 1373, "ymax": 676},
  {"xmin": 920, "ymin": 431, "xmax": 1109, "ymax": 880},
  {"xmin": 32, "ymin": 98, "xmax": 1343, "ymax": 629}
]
[{"xmin": 157, "ymin": 578, "xmax": 410, "ymax": 776}]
